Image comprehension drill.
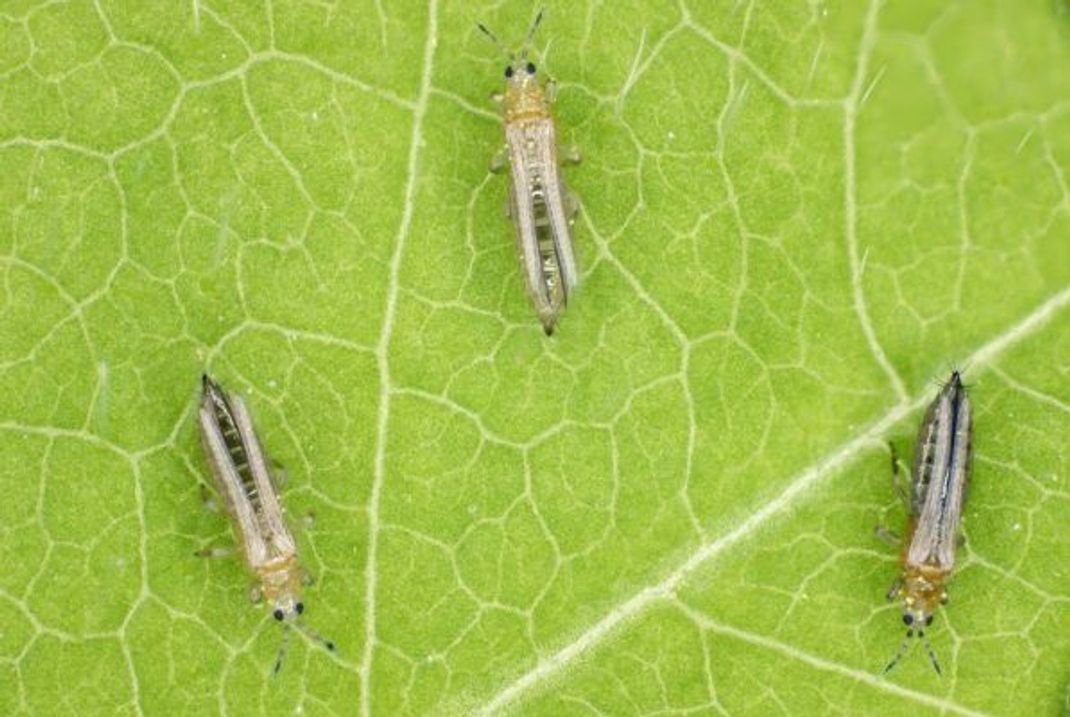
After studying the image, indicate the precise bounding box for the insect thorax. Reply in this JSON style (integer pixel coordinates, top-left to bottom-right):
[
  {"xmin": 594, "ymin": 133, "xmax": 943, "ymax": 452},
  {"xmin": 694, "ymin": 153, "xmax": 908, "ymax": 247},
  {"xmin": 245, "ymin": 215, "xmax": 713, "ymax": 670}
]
[
  {"xmin": 504, "ymin": 81, "xmax": 550, "ymax": 123},
  {"xmin": 899, "ymin": 564, "xmax": 948, "ymax": 614},
  {"xmin": 258, "ymin": 554, "xmax": 303, "ymax": 604}
]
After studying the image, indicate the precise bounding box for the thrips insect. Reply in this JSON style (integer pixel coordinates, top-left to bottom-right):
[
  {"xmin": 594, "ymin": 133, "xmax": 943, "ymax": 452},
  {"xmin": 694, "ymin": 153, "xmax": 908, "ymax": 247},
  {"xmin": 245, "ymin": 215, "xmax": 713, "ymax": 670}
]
[
  {"xmin": 479, "ymin": 9, "xmax": 581, "ymax": 335},
  {"xmin": 197, "ymin": 375, "xmax": 335, "ymax": 674},
  {"xmin": 883, "ymin": 371, "xmax": 973, "ymax": 675}
]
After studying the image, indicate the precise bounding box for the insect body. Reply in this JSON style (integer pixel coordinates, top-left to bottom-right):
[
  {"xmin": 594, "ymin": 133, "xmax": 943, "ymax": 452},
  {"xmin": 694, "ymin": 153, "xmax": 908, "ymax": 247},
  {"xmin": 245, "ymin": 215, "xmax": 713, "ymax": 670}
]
[
  {"xmin": 480, "ymin": 11, "xmax": 580, "ymax": 335},
  {"xmin": 198, "ymin": 375, "xmax": 334, "ymax": 673},
  {"xmin": 884, "ymin": 371, "xmax": 973, "ymax": 675}
]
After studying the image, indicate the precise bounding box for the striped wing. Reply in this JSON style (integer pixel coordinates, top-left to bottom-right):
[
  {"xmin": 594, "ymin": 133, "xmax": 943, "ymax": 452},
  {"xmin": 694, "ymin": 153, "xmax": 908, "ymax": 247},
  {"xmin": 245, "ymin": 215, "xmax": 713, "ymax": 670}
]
[
  {"xmin": 227, "ymin": 393, "xmax": 296, "ymax": 558},
  {"xmin": 506, "ymin": 118, "xmax": 579, "ymax": 330},
  {"xmin": 906, "ymin": 378, "xmax": 972, "ymax": 568},
  {"xmin": 199, "ymin": 379, "xmax": 296, "ymax": 569}
]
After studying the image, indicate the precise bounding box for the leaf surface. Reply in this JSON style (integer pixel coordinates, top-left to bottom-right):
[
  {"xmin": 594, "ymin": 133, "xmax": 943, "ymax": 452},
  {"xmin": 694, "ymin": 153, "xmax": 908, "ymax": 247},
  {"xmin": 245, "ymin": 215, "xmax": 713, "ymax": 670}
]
[{"xmin": 1, "ymin": 1, "xmax": 1068, "ymax": 715}]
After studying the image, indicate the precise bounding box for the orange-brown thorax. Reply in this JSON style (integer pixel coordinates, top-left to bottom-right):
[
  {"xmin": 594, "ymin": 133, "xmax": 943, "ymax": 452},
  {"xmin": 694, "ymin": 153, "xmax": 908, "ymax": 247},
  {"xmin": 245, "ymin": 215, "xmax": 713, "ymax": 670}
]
[
  {"xmin": 257, "ymin": 554, "xmax": 303, "ymax": 604},
  {"xmin": 503, "ymin": 74, "xmax": 551, "ymax": 124},
  {"xmin": 897, "ymin": 519, "xmax": 951, "ymax": 615},
  {"xmin": 898, "ymin": 563, "xmax": 949, "ymax": 616}
]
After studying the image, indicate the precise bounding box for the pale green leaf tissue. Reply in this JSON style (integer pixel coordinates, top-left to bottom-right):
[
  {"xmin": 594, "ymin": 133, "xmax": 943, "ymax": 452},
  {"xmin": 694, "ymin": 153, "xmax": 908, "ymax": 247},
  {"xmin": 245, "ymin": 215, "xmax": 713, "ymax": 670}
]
[{"xmin": 1, "ymin": 1, "xmax": 1068, "ymax": 715}]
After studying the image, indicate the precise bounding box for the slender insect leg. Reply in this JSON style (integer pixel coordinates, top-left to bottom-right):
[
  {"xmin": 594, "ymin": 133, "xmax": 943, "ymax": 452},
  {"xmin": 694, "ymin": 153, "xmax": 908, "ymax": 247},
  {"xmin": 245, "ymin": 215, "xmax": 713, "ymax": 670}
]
[
  {"xmin": 289, "ymin": 509, "xmax": 317, "ymax": 553},
  {"xmin": 295, "ymin": 512, "xmax": 318, "ymax": 586},
  {"xmin": 563, "ymin": 187, "xmax": 580, "ymax": 221},
  {"xmin": 269, "ymin": 461, "xmax": 288, "ymax": 489},
  {"xmin": 249, "ymin": 584, "xmax": 263, "ymax": 604},
  {"xmin": 545, "ymin": 78, "xmax": 559, "ymax": 103},
  {"xmin": 884, "ymin": 577, "xmax": 903, "ymax": 602},
  {"xmin": 194, "ymin": 485, "xmax": 232, "ymax": 557},
  {"xmin": 199, "ymin": 483, "xmax": 221, "ymax": 513},
  {"xmin": 874, "ymin": 442, "xmax": 906, "ymax": 547},
  {"xmin": 874, "ymin": 525, "xmax": 899, "ymax": 547},
  {"xmin": 888, "ymin": 441, "xmax": 910, "ymax": 508},
  {"xmin": 273, "ymin": 623, "xmax": 292, "ymax": 676},
  {"xmin": 295, "ymin": 620, "xmax": 336, "ymax": 653},
  {"xmin": 489, "ymin": 145, "xmax": 510, "ymax": 174},
  {"xmin": 559, "ymin": 143, "xmax": 582, "ymax": 166}
]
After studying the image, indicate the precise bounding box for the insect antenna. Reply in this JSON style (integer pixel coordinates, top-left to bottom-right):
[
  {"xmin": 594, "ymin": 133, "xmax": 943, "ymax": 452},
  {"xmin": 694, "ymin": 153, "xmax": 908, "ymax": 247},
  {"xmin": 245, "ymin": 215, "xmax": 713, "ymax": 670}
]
[
  {"xmin": 881, "ymin": 630, "xmax": 913, "ymax": 675},
  {"xmin": 273, "ymin": 622, "xmax": 292, "ymax": 676},
  {"xmin": 478, "ymin": 8, "xmax": 544, "ymax": 60},
  {"xmin": 476, "ymin": 21, "xmax": 512, "ymax": 59},
  {"xmin": 920, "ymin": 630, "xmax": 942, "ymax": 675},
  {"xmin": 519, "ymin": 8, "xmax": 544, "ymax": 58},
  {"xmin": 295, "ymin": 618, "xmax": 336, "ymax": 654}
]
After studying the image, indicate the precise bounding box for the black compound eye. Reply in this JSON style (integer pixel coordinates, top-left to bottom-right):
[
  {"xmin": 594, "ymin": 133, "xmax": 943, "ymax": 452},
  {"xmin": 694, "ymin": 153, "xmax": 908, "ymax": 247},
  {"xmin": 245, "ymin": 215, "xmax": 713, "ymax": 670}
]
[
  {"xmin": 273, "ymin": 609, "xmax": 285, "ymax": 621},
  {"xmin": 526, "ymin": 62, "xmax": 536, "ymax": 75},
  {"xmin": 295, "ymin": 602, "xmax": 305, "ymax": 615},
  {"xmin": 504, "ymin": 66, "xmax": 514, "ymax": 79},
  {"xmin": 925, "ymin": 614, "xmax": 934, "ymax": 626},
  {"xmin": 902, "ymin": 614, "xmax": 914, "ymax": 626}
]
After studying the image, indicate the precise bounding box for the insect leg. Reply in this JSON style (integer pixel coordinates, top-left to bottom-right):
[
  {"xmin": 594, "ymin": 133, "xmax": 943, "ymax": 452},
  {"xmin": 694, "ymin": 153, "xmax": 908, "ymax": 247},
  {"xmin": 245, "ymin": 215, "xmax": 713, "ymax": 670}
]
[
  {"xmin": 295, "ymin": 619, "xmax": 336, "ymax": 653},
  {"xmin": 194, "ymin": 546, "xmax": 235, "ymax": 559},
  {"xmin": 490, "ymin": 145, "xmax": 510, "ymax": 174},
  {"xmin": 874, "ymin": 524, "xmax": 899, "ymax": 547},
  {"xmin": 199, "ymin": 483, "xmax": 222, "ymax": 513},
  {"xmin": 888, "ymin": 441, "xmax": 910, "ymax": 509},
  {"xmin": 268, "ymin": 460, "xmax": 288, "ymax": 489},
  {"xmin": 558, "ymin": 142, "xmax": 581, "ymax": 166},
  {"xmin": 249, "ymin": 584, "xmax": 263, "ymax": 604},
  {"xmin": 563, "ymin": 187, "xmax": 580, "ymax": 222},
  {"xmin": 273, "ymin": 623, "xmax": 292, "ymax": 676},
  {"xmin": 545, "ymin": 77, "xmax": 559, "ymax": 102},
  {"xmin": 884, "ymin": 577, "xmax": 903, "ymax": 602}
]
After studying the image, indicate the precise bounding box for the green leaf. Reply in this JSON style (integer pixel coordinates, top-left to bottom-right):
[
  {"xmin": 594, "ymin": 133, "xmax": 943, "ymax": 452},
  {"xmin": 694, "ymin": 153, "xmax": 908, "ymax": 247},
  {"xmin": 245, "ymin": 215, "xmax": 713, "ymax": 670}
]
[{"xmin": 1, "ymin": 1, "xmax": 1068, "ymax": 715}]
